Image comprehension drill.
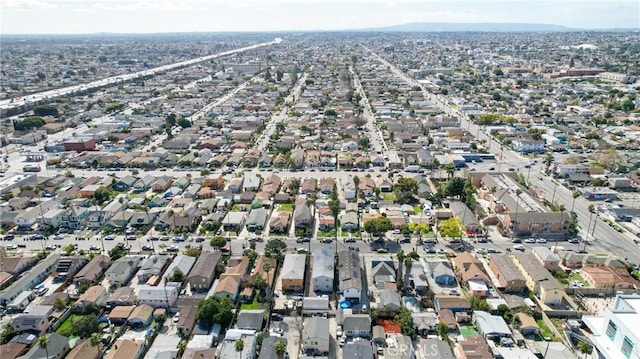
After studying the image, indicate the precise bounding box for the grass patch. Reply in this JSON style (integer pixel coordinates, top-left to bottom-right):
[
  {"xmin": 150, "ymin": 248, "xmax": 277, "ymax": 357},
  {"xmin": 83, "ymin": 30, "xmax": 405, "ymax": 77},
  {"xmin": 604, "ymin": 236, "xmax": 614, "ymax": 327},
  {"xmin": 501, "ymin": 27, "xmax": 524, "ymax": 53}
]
[
  {"xmin": 56, "ymin": 314, "xmax": 80, "ymax": 335},
  {"xmin": 536, "ymin": 319, "xmax": 554, "ymax": 339},
  {"xmin": 279, "ymin": 203, "xmax": 294, "ymax": 211},
  {"xmin": 383, "ymin": 193, "xmax": 395, "ymax": 201},
  {"xmin": 632, "ymin": 271, "xmax": 640, "ymax": 281},
  {"xmin": 460, "ymin": 326, "xmax": 478, "ymax": 338},
  {"xmin": 317, "ymin": 229, "xmax": 336, "ymax": 238},
  {"xmin": 240, "ymin": 297, "xmax": 263, "ymax": 310},
  {"xmin": 570, "ymin": 272, "xmax": 585, "ymax": 284},
  {"xmin": 413, "ymin": 205, "xmax": 423, "ymax": 215}
]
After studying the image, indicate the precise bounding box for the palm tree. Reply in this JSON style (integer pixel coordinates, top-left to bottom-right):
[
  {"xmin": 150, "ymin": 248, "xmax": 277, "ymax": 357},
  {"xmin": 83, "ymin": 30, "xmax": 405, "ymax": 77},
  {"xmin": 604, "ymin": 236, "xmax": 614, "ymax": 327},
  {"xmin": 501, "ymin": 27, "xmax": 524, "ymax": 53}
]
[
  {"xmin": 544, "ymin": 151, "xmax": 554, "ymax": 175},
  {"xmin": 274, "ymin": 340, "xmax": 287, "ymax": 359},
  {"xmin": 396, "ymin": 250, "xmax": 405, "ymax": 280},
  {"xmin": 571, "ymin": 191, "xmax": 580, "ymax": 214},
  {"xmin": 353, "ymin": 175, "xmax": 360, "ymax": 199},
  {"xmin": 167, "ymin": 209, "xmax": 175, "ymax": 232},
  {"xmin": 37, "ymin": 335, "xmax": 49, "ymax": 359},
  {"xmin": 511, "ymin": 189, "xmax": 522, "ymax": 240},
  {"xmin": 444, "ymin": 164, "xmax": 456, "ymax": 178},
  {"xmin": 262, "ymin": 260, "xmax": 271, "ymax": 302},
  {"xmin": 89, "ymin": 333, "xmax": 102, "ymax": 350},
  {"xmin": 234, "ymin": 338, "xmax": 244, "ymax": 358}
]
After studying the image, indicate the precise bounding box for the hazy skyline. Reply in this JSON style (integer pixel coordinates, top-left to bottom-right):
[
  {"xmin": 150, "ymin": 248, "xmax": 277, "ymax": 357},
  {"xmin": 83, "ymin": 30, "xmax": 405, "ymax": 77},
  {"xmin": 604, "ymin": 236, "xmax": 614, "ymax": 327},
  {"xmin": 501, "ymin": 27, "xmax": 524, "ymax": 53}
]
[{"xmin": 2, "ymin": 0, "xmax": 639, "ymax": 34}]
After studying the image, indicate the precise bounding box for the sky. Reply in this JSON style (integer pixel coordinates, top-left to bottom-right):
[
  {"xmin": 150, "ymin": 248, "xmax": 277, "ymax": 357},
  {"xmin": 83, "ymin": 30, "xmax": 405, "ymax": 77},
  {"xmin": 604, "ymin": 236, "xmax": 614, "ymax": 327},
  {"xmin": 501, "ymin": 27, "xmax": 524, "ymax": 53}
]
[{"xmin": 2, "ymin": 0, "xmax": 639, "ymax": 34}]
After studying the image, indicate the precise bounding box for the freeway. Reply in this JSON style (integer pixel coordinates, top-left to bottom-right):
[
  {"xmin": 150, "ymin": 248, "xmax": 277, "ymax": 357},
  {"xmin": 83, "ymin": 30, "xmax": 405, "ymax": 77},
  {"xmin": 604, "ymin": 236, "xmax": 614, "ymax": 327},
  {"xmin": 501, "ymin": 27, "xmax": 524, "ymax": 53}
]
[
  {"xmin": 0, "ymin": 38, "xmax": 283, "ymax": 116},
  {"xmin": 365, "ymin": 46, "xmax": 640, "ymax": 266}
]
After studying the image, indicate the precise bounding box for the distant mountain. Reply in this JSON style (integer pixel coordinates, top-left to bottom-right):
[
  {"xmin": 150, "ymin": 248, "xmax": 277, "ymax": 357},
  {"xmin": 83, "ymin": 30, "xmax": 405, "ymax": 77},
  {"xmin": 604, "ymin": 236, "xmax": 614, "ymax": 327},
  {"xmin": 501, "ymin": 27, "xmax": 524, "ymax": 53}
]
[{"xmin": 361, "ymin": 22, "xmax": 572, "ymax": 32}]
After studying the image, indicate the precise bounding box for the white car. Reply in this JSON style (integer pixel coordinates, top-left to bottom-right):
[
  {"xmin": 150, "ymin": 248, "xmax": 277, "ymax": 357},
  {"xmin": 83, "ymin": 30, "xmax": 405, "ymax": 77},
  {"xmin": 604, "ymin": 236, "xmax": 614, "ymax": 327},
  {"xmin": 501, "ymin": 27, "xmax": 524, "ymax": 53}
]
[
  {"xmin": 523, "ymin": 238, "xmax": 535, "ymax": 243},
  {"xmin": 513, "ymin": 244, "xmax": 525, "ymax": 251},
  {"xmin": 173, "ymin": 313, "xmax": 180, "ymax": 323},
  {"xmin": 536, "ymin": 238, "xmax": 547, "ymax": 243}
]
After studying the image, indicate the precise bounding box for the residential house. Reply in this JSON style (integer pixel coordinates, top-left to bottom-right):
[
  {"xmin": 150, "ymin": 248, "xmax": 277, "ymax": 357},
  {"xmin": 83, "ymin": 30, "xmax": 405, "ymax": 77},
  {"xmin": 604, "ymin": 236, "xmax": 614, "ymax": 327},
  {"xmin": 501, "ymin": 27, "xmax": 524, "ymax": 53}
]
[
  {"xmin": 435, "ymin": 295, "xmax": 471, "ymax": 313},
  {"xmin": 217, "ymin": 331, "xmax": 256, "ymax": 359},
  {"xmin": 488, "ymin": 254, "xmax": 527, "ymax": 293},
  {"xmin": 532, "ymin": 247, "xmax": 561, "ymax": 271},
  {"xmin": 106, "ymin": 287, "xmax": 137, "ymax": 308},
  {"xmin": 73, "ymin": 254, "xmax": 111, "ymax": 284},
  {"xmin": 104, "ymin": 339, "xmax": 143, "ymax": 359},
  {"xmin": 294, "ymin": 202, "xmax": 314, "ymax": 228},
  {"xmin": 302, "ymin": 317, "xmax": 330, "ymax": 356},
  {"xmin": 163, "ymin": 255, "xmax": 196, "ymax": 284},
  {"xmin": 258, "ymin": 337, "xmax": 287, "ymax": 359},
  {"xmin": 457, "ymin": 335, "xmax": 492, "ymax": 359},
  {"xmin": 104, "ymin": 256, "xmax": 141, "ymax": 288},
  {"xmin": 511, "ymin": 253, "xmax": 564, "ymax": 305},
  {"xmin": 17, "ymin": 333, "xmax": 69, "ymax": 359},
  {"xmin": 176, "ymin": 305, "xmax": 197, "ymax": 336},
  {"xmin": 473, "ymin": 311, "xmax": 511, "ymax": 339},
  {"xmin": 338, "ymin": 251, "xmax": 362, "ymax": 303},
  {"xmin": 343, "ymin": 341, "xmax": 374, "ymax": 359},
  {"xmin": 312, "ymin": 247, "xmax": 334, "ymax": 293},
  {"xmin": 269, "ymin": 212, "xmax": 291, "ymax": 234},
  {"xmin": 428, "ymin": 261, "xmax": 456, "ymax": 286},
  {"xmin": 340, "ymin": 212, "xmax": 359, "ymax": 231},
  {"xmin": 114, "ymin": 176, "xmax": 138, "ymax": 191},
  {"xmin": 236, "ymin": 310, "xmax": 265, "ymax": 331},
  {"xmin": 581, "ymin": 265, "xmax": 640, "ymax": 290},
  {"xmin": 137, "ymin": 286, "xmax": 178, "ymax": 308},
  {"xmin": 75, "ymin": 285, "xmax": 108, "ymax": 310},
  {"xmin": 11, "ymin": 313, "xmax": 50, "ymax": 334},
  {"xmin": 281, "ymin": 254, "xmax": 306, "ymax": 292},
  {"xmin": 127, "ymin": 304, "xmax": 154, "ymax": 328},
  {"xmin": 246, "ymin": 208, "xmax": 269, "ymax": 232},
  {"xmin": 518, "ymin": 313, "xmax": 540, "ymax": 336},
  {"xmin": 343, "ymin": 313, "xmax": 371, "ymax": 338},
  {"xmin": 65, "ymin": 339, "xmax": 101, "ymax": 359},
  {"xmin": 108, "ymin": 306, "xmax": 135, "ymax": 325},
  {"xmin": 137, "ymin": 255, "xmax": 170, "ymax": 283},
  {"xmin": 188, "ymin": 250, "xmax": 222, "ymax": 292},
  {"xmin": 243, "ymin": 174, "xmax": 261, "ymax": 192}
]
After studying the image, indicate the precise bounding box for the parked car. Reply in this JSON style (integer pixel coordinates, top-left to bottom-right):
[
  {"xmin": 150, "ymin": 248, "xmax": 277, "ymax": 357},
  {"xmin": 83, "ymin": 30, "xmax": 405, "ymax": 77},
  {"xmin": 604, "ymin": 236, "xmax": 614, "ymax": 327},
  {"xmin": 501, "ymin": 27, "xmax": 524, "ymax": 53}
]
[
  {"xmin": 524, "ymin": 238, "xmax": 536, "ymax": 243},
  {"xmin": 513, "ymin": 244, "xmax": 525, "ymax": 251},
  {"xmin": 344, "ymin": 237, "xmax": 356, "ymax": 243},
  {"xmin": 536, "ymin": 238, "xmax": 547, "ymax": 243},
  {"xmin": 173, "ymin": 312, "xmax": 180, "ymax": 323}
]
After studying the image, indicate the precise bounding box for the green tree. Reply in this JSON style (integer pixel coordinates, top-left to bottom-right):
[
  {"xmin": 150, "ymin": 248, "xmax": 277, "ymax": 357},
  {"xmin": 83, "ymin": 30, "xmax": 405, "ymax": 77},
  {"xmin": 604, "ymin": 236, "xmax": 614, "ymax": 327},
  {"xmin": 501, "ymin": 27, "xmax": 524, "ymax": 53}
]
[
  {"xmin": 437, "ymin": 322, "xmax": 449, "ymax": 341},
  {"xmin": 33, "ymin": 104, "xmax": 59, "ymax": 117},
  {"xmin": 37, "ymin": 335, "xmax": 50, "ymax": 359},
  {"xmin": 274, "ymin": 340, "xmax": 287, "ymax": 359},
  {"xmin": 62, "ymin": 244, "xmax": 76, "ymax": 255},
  {"xmin": 395, "ymin": 177, "xmax": 418, "ymax": 204},
  {"xmin": 364, "ymin": 217, "xmax": 393, "ymax": 236},
  {"xmin": 444, "ymin": 164, "xmax": 456, "ymax": 178},
  {"xmin": 544, "ymin": 152, "xmax": 554, "ymax": 174},
  {"xmin": 234, "ymin": 338, "xmax": 244, "ymax": 357},
  {"xmin": 578, "ymin": 341, "xmax": 593, "ymax": 358},
  {"xmin": 469, "ymin": 297, "xmax": 490, "ymax": 311},
  {"xmin": 170, "ymin": 268, "xmax": 186, "ymax": 283},
  {"xmin": 445, "ymin": 177, "xmax": 466, "ymax": 198},
  {"xmin": 0, "ymin": 325, "xmax": 16, "ymax": 345},
  {"xmin": 439, "ymin": 217, "xmax": 464, "ymax": 239},
  {"xmin": 71, "ymin": 314, "xmax": 100, "ymax": 338},
  {"xmin": 265, "ymin": 239, "xmax": 287, "ymax": 261},
  {"xmin": 108, "ymin": 246, "xmax": 127, "ymax": 261},
  {"xmin": 53, "ymin": 297, "xmax": 67, "ymax": 310},
  {"xmin": 89, "ymin": 333, "xmax": 102, "ymax": 349},
  {"xmin": 394, "ymin": 308, "xmax": 414, "ymax": 337},
  {"xmin": 196, "ymin": 296, "xmax": 234, "ymax": 329},
  {"xmin": 210, "ymin": 236, "xmax": 227, "ymax": 248}
]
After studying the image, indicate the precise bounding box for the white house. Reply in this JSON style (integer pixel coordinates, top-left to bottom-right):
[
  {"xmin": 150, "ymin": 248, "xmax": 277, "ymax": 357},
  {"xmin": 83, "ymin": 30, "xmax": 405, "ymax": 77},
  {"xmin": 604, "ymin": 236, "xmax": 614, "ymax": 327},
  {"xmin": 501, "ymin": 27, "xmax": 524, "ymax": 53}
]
[
  {"xmin": 137, "ymin": 285, "xmax": 178, "ymax": 308},
  {"xmin": 303, "ymin": 317, "xmax": 330, "ymax": 355},
  {"xmin": 312, "ymin": 247, "xmax": 334, "ymax": 292}
]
